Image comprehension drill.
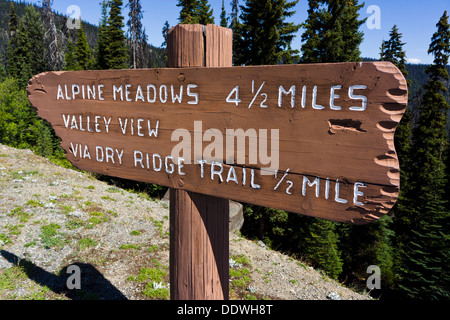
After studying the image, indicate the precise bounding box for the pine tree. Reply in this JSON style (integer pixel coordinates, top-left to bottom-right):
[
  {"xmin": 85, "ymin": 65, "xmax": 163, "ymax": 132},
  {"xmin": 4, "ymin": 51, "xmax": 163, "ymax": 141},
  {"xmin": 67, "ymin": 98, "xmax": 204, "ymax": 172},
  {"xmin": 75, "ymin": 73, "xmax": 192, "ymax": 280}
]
[
  {"xmin": 339, "ymin": 215, "xmax": 395, "ymax": 288},
  {"xmin": 229, "ymin": 0, "xmax": 240, "ymax": 65},
  {"xmin": 42, "ymin": 0, "xmax": 65, "ymax": 71},
  {"xmin": 400, "ymin": 11, "xmax": 450, "ymax": 300},
  {"xmin": 6, "ymin": 2, "xmax": 19, "ymax": 79},
  {"xmin": 141, "ymin": 27, "xmax": 149, "ymax": 67},
  {"xmin": 161, "ymin": 21, "xmax": 171, "ymax": 67},
  {"xmin": 127, "ymin": 0, "xmax": 146, "ymax": 69},
  {"xmin": 381, "ymin": 25, "xmax": 409, "ymax": 77},
  {"xmin": 220, "ymin": 0, "xmax": 228, "ymax": 27},
  {"xmin": 0, "ymin": 62, "xmax": 6, "ymax": 82},
  {"xmin": 299, "ymin": 0, "xmax": 367, "ymax": 283},
  {"xmin": 301, "ymin": 0, "xmax": 366, "ymax": 63},
  {"xmin": 162, "ymin": 21, "xmax": 170, "ymax": 49},
  {"xmin": 0, "ymin": 78, "xmax": 40, "ymax": 149},
  {"xmin": 302, "ymin": 217, "xmax": 343, "ymax": 280},
  {"xmin": 23, "ymin": 5, "xmax": 46, "ymax": 75},
  {"xmin": 177, "ymin": 0, "xmax": 200, "ymax": 24},
  {"xmin": 35, "ymin": 120, "xmax": 55, "ymax": 159},
  {"xmin": 234, "ymin": 0, "xmax": 300, "ymax": 66},
  {"xmin": 380, "ymin": 26, "xmax": 414, "ymax": 278},
  {"xmin": 229, "ymin": 0, "xmax": 239, "ymax": 29},
  {"xmin": 106, "ymin": 0, "xmax": 129, "ymax": 69},
  {"xmin": 64, "ymin": 36, "xmax": 78, "ymax": 71},
  {"xmin": 96, "ymin": 0, "xmax": 109, "ymax": 70},
  {"xmin": 7, "ymin": 18, "xmax": 32, "ymax": 89},
  {"xmin": 197, "ymin": 0, "xmax": 214, "ymax": 25},
  {"xmin": 75, "ymin": 21, "xmax": 93, "ymax": 70},
  {"xmin": 7, "ymin": 2, "xmax": 18, "ymax": 37},
  {"xmin": 379, "ymin": 40, "xmax": 387, "ymax": 61}
]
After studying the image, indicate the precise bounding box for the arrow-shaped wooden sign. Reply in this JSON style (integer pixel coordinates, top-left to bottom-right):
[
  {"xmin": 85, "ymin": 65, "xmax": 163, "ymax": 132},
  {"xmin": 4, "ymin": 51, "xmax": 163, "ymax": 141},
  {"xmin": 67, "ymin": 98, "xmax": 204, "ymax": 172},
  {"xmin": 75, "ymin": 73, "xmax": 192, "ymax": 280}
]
[{"xmin": 27, "ymin": 62, "xmax": 407, "ymax": 224}]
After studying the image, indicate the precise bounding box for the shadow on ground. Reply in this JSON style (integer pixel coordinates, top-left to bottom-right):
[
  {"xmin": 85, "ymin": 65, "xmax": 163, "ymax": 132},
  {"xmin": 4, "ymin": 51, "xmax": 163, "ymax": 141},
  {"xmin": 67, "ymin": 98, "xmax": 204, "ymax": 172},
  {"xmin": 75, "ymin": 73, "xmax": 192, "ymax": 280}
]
[{"xmin": 1, "ymin": 250, "xmax": 127, "ymax": 300}]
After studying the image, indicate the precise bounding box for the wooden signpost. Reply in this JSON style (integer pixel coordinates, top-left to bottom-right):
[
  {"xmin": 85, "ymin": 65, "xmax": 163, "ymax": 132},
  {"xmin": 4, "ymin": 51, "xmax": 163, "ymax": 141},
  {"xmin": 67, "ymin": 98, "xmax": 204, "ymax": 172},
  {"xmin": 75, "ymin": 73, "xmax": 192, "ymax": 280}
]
[{"xmin": 27, "ymin": 24, "xmax": 408, "ymax": 300}]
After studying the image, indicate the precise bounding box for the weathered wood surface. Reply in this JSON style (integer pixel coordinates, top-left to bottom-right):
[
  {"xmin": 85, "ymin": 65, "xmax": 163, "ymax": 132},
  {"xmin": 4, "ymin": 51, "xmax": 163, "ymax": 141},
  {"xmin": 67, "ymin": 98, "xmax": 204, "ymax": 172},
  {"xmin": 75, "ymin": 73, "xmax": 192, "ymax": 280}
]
[
  {"xmin": 27, "ymin": 61, "xmax": 408, "ymax": 224},
  {"xmin": 170, "ymin": 189, "xmax": 229, "ymax": 300},
  {"xmin": 168, "ymin": 24, "xmax": 230, "ymax": 301},
  {"xmin": 167, "ymin": 24, "xmax": 233, "ymax": 68}
]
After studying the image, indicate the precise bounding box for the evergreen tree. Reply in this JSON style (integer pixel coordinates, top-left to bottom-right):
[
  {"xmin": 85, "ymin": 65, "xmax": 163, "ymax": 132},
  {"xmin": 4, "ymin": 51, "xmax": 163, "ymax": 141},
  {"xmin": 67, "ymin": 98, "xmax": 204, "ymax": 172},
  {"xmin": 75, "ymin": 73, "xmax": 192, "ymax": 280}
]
[
  {"xmin": 400, "ymin": 11, "xmax": 450, "ymax": 300},
  {"xmin": 229, "ymin": 0, "xmax": 240, "ymax": 65},
  {"xmin": 161, "ymin": 21, "xmax": 170, "ymax": 67},
  {"xmin": 302, "ymin": 217, "xmax": 343, "ymax": 280},
  {"xmin": 64, "ymin": 36, "xmax": 78, "ymax": 71},
  {"xmin": 0, "ymin": 78, "xmax": 40, "ymax": 149},
  {"xmin": 379, "ymin": 40, "xmax": 387, "ymax": 61},
  {"xmin": 176, "ymin": 0, "xmax": 214, "ymax": 25},
  {"xmin": 141, "ymin": 27, "xmax": 149, "ymax": 68},
  {"xmin": 0, "ymin": 63, "xmax": 6, "ymax": 82},
  {"xmin": 197, "ymin": 0, "xmax": 215, "ymax": 25},
  {"xmin": 96, "ymin": 0, "xmax": 109, "ymax": 70},
  {"xmin": 162, "ymin": 21, "xmax": 170, "ymax": 49},
  {"xmin": 229, "ymin": 0, "xmax": 239, "ymax": 29},
  {"xmin": 301, "ymin": 0, "xmax": 366, "ymax": 63},
  {"xmin": 380, "ymin": 26, "xmax": 414, "ymax": 279},
  {"xmin": 220, "ymin": 0, "xmax": 228, "ymax": 27},
  {"xmin": 339, "ymin": 216, "xmax": 395, "ymax": 288},
  {"xmin": 35, "ymin": 120, "xmax": 55, "ymax": 159},
  {"xmin": 234, "ymin": 0, "xmax": 300, "ymax": 65},
  {"xmin": 7, "ymin": 2, "xmax": 18, "ymax": 37},
  {"xmin": 42, "ymin": 0, "xmax": 65, "ymax": 71},
  {"xmin": 381, "ymin": 25, "xmax": 409, "ymax": 76},
  {"xmin": 299, "ymin": 0, "xmax": 367, "ymax": 283},
  {"xmin": 75, "ymin": 21, "xmax": 94, "ymax": 70},
  {"xmin": 6, "ymin": 2, "xmax": 19, "ymax": 79},
  {"xmin": 23, "ymin": 5, "xmax": 46, "ymax": 75},
  {"xmin": 7, "ymin": 18, "xmax": 32, "ymax": 89},
  {"xmin": 106, "ymin": 0, "xmax": 129, "ymax": 69},
  {"xmin": 127, "ymin": 0, "xmax": 146, "ymax": 69},
  {"xmin": 177, "ymin": 0, "xmax": 200, "ymax": 24}
]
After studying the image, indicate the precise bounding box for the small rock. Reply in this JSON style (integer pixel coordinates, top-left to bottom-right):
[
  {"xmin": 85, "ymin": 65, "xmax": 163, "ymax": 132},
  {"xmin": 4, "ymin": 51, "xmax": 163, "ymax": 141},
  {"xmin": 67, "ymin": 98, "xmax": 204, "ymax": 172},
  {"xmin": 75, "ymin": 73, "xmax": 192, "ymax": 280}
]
[
  {"xmin": 229, "ymin": 259, "xmax": 242, "ymax": 269},
  {"xmin": 229, "ymin": 201, "xmax": 244, "ymax": 232},
  {"xmin": 69, "ymin": 210, "xmax": 84, "ymax": 218},
  {"xmin": 247, "ymin": 286, "xmax": 257, "ymax": 293},
  {"xmin": 327, "ymin": 292, "xmax": 341, "ymax": 300}
]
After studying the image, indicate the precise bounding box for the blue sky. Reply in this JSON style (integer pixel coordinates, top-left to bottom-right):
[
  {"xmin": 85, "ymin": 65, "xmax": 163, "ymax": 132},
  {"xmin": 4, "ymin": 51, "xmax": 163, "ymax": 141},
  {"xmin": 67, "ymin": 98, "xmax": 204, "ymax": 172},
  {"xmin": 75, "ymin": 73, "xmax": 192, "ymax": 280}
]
[{"xmin": 28, "ymin": 0, "xmax": 449, "ymax": 64}]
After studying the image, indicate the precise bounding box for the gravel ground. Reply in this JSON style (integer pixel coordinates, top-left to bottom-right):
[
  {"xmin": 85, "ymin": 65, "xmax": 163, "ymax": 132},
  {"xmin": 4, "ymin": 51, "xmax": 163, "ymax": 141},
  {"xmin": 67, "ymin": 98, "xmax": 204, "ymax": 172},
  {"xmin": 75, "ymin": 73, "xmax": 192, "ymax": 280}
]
[{"xmin": 0, "ymin": 144, "xmax": 370, "ymax": 300}]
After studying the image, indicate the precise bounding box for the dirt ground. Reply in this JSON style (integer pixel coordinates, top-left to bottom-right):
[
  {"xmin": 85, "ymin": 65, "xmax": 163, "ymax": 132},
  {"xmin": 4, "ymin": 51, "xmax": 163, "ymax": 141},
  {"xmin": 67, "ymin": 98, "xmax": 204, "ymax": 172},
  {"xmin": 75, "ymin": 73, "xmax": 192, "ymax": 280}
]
[{"xmin": 0, "ymin": 144, "xmax": 370, "ymax": 300}]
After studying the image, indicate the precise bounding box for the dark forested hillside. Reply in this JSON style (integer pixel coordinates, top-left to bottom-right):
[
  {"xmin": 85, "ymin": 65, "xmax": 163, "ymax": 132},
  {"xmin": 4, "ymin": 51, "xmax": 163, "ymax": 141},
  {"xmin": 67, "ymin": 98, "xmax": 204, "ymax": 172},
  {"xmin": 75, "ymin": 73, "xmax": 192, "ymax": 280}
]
[
  {"xmin": 0, "ymin": 1, "xmax": 99, "ymax": 63},
  {"xmin": 406, "ymin": 64, "xmax": 450, "ymax": 129},
  {"xmin": 0, "ymin": 0, "xmax": 166, "ymax": 69}
]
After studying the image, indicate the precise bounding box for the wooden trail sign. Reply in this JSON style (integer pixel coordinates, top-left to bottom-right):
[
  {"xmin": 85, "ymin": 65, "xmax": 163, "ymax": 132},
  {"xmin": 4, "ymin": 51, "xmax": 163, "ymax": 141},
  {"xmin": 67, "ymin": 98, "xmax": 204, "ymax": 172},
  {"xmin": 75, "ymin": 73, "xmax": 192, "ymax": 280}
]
[{"xmin": 27, "ymin": 61, "xmax": 407, "ymax": 225}]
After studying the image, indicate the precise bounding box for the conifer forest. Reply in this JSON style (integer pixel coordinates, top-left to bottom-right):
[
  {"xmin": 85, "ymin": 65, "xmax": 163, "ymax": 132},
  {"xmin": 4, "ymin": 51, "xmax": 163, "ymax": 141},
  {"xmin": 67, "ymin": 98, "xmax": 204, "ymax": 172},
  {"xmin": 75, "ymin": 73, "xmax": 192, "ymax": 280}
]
[{"xmin": 0, "ymin": 0, "xmax": 449, "ymax": 300}]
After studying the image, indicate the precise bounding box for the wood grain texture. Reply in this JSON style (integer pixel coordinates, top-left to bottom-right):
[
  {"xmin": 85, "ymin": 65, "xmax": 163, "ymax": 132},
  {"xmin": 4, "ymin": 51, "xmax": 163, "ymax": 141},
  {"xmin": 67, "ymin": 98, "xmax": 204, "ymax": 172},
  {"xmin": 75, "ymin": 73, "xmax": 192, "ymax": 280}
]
[
  {"xmin": 168, "ymin": 24, "xmax": 230, "ymax": 300},
  {"xmin": 27, "ymin": 61, "xmax": 408, "ymax": 224},
  {"xmin": 169, "ymin": 190, "xmax": 229, "ymax": 300}
]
